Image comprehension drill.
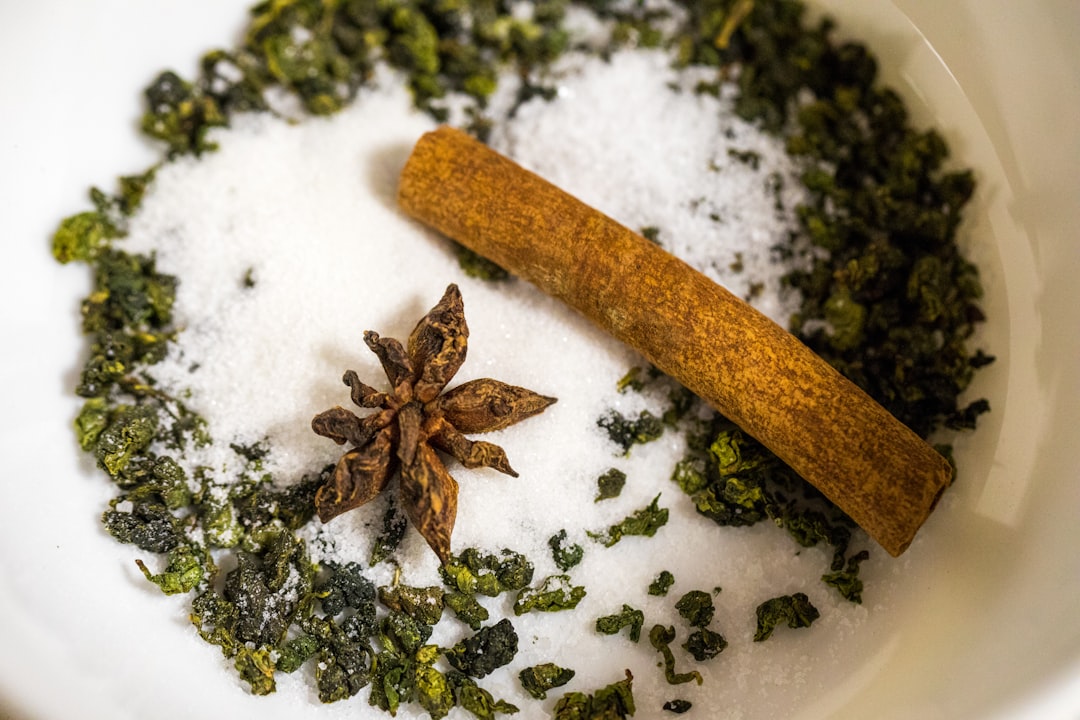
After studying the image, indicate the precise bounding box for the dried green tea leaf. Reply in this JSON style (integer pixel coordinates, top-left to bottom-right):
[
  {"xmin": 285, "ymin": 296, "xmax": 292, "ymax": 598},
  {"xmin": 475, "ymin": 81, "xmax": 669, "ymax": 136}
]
[
  {"xmin": 821, "ymin": 549, "xmax": 870, "ymax": 603},
  {"xmin": 663, "ymin": 699, "xmax": 693, "ymax": 713},
  {"xmin": 648, "ymin": 570, "xmax": 675, "ymax": 596},
  {"xmin": 445, "ymin": 618, "xmax": 519, "ymax": 678},
  {"xmin": 553, "ymin": 669, "xmax": 635, "ymax": 719},
  {"xmin": 103, "ymin": 500, "xmax": 184, "ymax": 553},
  {"xmin": 514, "ymin": 575, "xmax": 586, "ymax": 615},
  {"xmin": 370, "ymin": 497, "xmax": 408, "ymax": 565},
  {"xmin": 674, "ymin": 590, "xmax": 714, "ymax": 628},
  {"xmin": 548, "ymin": 529, "xmax": 584, "ymax": 572},
  {"xmin": 589, "ymin": 494, "xmax": 669, "ymax": 547},
  {"xmin": 753, "ymin": 593, "xmax": 821, "ymax": 641},
  {"xmin": 683, "ymin": 627, "xmax": 728, "ymax": 661},
  {"xmin": 597, "ymin": 409, "xmax": 664, "ymax": 454},
  {"xmin": 448, "ymin": 670, "xmax": 521, "ymax": 719},
  {"xmin": 135, "ymin": 545, "xmax": 205, "ymax": 595},
  {"xmin": 519, "ymin": 663, "xmax": 576, "ymax": 700},
  {"xmin": 595, "ymin": 604, "xmax": 645, "ymax": 642},
  {"xmin": 440, "ymin": 547, "xmax": 534, "ymax": 597},
  {"xmin": 445, "ymin": 590, "xmax": 489, "ymax": 630},
  {"xmin": 315, "ymin": 561, "xmax": 377, "ymax": 626},
  {"xmin": 379, "ymin": 584, "xmax": 445, "ymax": 625},
  {"xmin": 648, "ymin": 625, "xmax": 703, "ymax": 686},
  {"xmin": 595, "ymin": 467, "xmax": 627, "ymax": 501}
]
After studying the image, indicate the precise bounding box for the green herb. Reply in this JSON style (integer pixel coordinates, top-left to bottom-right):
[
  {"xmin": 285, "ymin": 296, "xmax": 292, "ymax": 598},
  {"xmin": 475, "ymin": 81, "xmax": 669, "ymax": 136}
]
[
  {"xmin": 672, "ymin": 419, "xmax": 855, "ymax": 575},
  {"xmin": 640, "ymin": 225, "xmax": 662, "ymax": 244},
  {"xmin": 187, "ymin": 529, "xmax": 317, "ymax": 696},
  {"xmin": 369, "ymin": 497, "xmax": 408, "ymax": 565},
  {"xmin": 553, "ymin": 670, "xmax": 635, "ymax": 720},
  {"xmin": 596, "ymin": 467, "xmax": 628, "ymax": 501},
  {"xmin": 444, "ymin": 591, "xmax": 490, "ymax": 631},
  {"xmin": 589, "ymin": 494, "xmax": 669, "ymax": 547},
  {"xmin": 298, "ymin": 613, "xmax": 375, "ymax": 703},
  {"xmin": 445, "ymin": 619, "xmax": 519, "ymax": 678},
  {"xmin": 449, "ymin": 670, "xmax": 521, "ymax": 718},
  {"xmin": 821, "ymin": 549, "xmax": 870, "ymax": 603},
  {"xmin": 440, "ymin": 547, "xmax": 534, "ymax": 597},
  {"xmin": 753, "ymin": 593, "xmax": 821, "ymax": 641},
  {"xmin": 649, "ymin": 570, "xmax": 675, "ymax": 596},
  {"xmin": 514, "ymin": 574, "xmax": 586, "ymax": 615},
  {"xmin": 378, "ymin": 584, "xmax": 445, "ymax": 625},
  {"xmin": 663, "ymin": 699, "xmax": 693, "ymax": 713},
  {"xmin": 368, "ymin": 613, "xmax": 437, "ymax": 713},
  {"xmin": 674, "ymin": 590, "xmax": 714, "ymax": 628},
  {"xmin": 595, "ymin": 604, "xmax": 645, "ymax": 642},
  {"xmin": 315, "ymin": 561, "xmax": 377, "ymax": 627},
  {"xmin": 548, "ymin": 529, "xmax": 584, "ymax": 572},
  {"xmin": 616, "ymin": 366, "xmax": 647, "ymax": 393},
  {"xmin": 597, "ymin": 409, "xmax": 665, "ymax": 454},
  {"xmin": 455, "ymin": 244, "xmax": 510, "ymax": 281},
  {"xmin": 519, "ymin": 663, "xmax": 576, "ymax": 700},
  {"xmin": 648, "ymin": 625, "xmax": 703, "ymax": 686},
  {"xmin": 135, "ymin": 545, "xmax": 206, "ymax": 595},
  {"xmin": 683, "ymin": 627, "xmax": 728, "ymax": 661}
]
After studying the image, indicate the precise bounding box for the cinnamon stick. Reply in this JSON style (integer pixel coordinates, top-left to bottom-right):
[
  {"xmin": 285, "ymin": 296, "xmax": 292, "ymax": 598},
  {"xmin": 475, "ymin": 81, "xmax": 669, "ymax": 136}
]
[{"xmin": 397, "ymin": 126, "xmax": 952, "ymax": 556}]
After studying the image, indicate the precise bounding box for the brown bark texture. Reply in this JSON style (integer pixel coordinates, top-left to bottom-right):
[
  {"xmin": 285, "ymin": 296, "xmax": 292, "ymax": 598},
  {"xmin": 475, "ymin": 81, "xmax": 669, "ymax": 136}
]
[{"xmin": 397, "ymin": 125, "xmax": 952, "ymax": 556}]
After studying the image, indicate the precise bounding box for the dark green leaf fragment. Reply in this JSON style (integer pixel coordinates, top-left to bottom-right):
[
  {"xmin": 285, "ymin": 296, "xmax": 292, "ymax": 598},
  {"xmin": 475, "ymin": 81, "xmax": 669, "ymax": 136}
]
[
  {"xmin": 549, "ymin": 529, "xmax": 584, "ymax": 572},
  {"xmin": 519, "ymin": 662, "xmax": 576, "ymax": 700},
  {"xmin": 589, "ymin": 494, "xmax": 668, "ymax": 547},
  {"xmin": 448, "ymin": 670, "xmax": 521, "ymax": 719},
  {"xmin": 52, "ymin": 211, "xmax": 117, "ymax": 264},
  {"xmin": 753, "ymin": 593, "xmax": 820, "ymax": 641},
  {"xmin": 445, "ymin": 618, "xmax": 519, "ymax": 678},
  {"xmin": 141, "ymin": 70, "xmax": 226, "ymax": 157},
  {"xmin": 595, "ymin": 604, "xmax": 644, "ymax": 642},
  {"xmin": 445, "ymin": 590, "xmax": 489, "ymax": 630},
  {"xmin": 595, "ymin": 468, "xmax": 627, "ymax": 501},
  {"xmin": 379, "ymin": 584, "xmax": 445, "ymax": 625},
  {"xmin": 455, "ymin": 243, "xmax": 510, "ymax": 281},
  {"xmin": 93, "ymin": 405, "xmax": 158, "ymax": 477},
  {"xmin": 514, "ymin": 575, "xmax": 586, "ymax": 615},
  {"xmin": 225, "ymin": 531, "xmax": 312, "ymax": 647},
  {"xmin": 597, "ymin": 409, "xmax": 664, "ymax": 454},
  {"xmin": 234, "ymin": 646, "xmax": 277, "ymax": 695},
  {"xmin": 315, "ymin": 561, "xmax": 377, "ymax": 640},
  {"xmin": 683, "ymin": 627, "xmax": 727, "ymax": 661},
  {"xmin": 553, "ymin": 669, "xmax": 635, "ymax": 720},
  {"xmin": 440, "ymin": 547, "xmax": 534, "ymax": 597},
  {"xmin": 299, "ymin": 613, "xmax": 374, "ymax": 703},
  {"xmin": 663, "ymin": 699, "xmax": 692, "ymax": 714},
  {"xmin": 275, "ymin": 634, "xmax": 319, "ymax": 674},
  {"xmin": 649, "ymin": 625, "xmax": 702, "ymax": 686},
  {"xmin": 649, "ymin": 570, "xmax": 675, "ymax": 596},
  {"xmin": 370, "ymin": 497, "xmax": 408, "ymax": 565},
  {"xmin": 136, "ymin": 545, "xmax": 205, "ymax": 595},
  {"xmin": 640, "ymin": 226, "xmax": 661, "ymax": 244},
  {"xmin": 674, "ymin": 590, "xmax": 714, "ymax": 628},
  {"xmin": 103, "ymin": 500, "xmax": 184, "ymax": 553},
  {"xmin": 381, "ymin": 610, "xmax": 433, "ymax": 656},
  {"xmin": 821, "ymin": 549, "xmax": 870, "ymax": 603}
]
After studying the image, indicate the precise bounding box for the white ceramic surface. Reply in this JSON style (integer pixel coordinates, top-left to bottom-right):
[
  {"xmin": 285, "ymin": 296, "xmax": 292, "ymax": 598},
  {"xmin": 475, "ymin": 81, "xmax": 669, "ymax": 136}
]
[{"xmin": 2, "ymin": 1, "xmax": 1077, "ymax": 718}]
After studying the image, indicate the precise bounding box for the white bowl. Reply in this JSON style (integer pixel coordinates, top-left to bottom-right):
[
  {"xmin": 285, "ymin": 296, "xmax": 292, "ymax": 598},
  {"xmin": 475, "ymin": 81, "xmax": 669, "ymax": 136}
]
[{"xmin": 1, "ymin": 1, "xmax": 1077, "ymax": 718}]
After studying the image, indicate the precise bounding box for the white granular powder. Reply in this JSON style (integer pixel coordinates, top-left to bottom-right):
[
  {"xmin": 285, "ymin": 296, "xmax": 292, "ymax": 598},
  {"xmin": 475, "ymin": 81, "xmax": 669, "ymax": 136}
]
[{"xmin": 122, "ymin": 50, "xmax": 892, "ymax": 719}]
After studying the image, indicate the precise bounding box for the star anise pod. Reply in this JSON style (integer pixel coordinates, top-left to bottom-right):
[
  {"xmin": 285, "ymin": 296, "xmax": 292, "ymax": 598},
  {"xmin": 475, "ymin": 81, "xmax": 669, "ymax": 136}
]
[{"xmin": 312, "ymin": 284, "xmax": 556, "ymax": 564}]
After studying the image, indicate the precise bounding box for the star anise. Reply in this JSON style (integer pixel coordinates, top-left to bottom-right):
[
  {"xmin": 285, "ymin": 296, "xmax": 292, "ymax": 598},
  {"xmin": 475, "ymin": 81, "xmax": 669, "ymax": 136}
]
[{"xmin": 311, "ymin": 284, "xmax": 557, "ymax": 564}]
